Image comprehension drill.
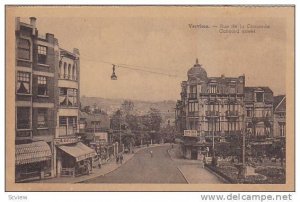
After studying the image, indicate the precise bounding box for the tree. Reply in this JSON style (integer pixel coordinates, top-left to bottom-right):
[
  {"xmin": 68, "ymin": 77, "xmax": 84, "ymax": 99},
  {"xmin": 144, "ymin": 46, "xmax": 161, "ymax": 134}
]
[
  {"xmin": 144, "ymin": 108, "xmax": 162, "ymax": 132},
  {"xmin": 121, "ymin": 100, "xmax": 134, "ymax": 115}
]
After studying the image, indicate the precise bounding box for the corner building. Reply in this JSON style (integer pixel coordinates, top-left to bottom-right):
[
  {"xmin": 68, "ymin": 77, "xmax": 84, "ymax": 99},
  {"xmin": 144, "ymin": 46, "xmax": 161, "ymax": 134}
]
[{"xmin": 176, "ymin": 59, "xmax": 245, "ymax": 159}]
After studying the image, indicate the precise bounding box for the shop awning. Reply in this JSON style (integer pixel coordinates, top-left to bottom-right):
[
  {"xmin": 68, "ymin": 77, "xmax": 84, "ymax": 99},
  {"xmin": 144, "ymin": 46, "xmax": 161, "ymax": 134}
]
[
  {"xmin": 58, "ymin": 142, "xmax": 97, "ymax": 162},
  {"xmin": 16, "ymin": 141, "xmax": 52, "ymax": 165}
]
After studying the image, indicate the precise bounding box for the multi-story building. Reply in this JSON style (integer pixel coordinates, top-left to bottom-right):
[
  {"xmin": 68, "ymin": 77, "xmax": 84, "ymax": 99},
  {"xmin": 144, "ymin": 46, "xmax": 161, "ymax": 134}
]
[
  {"xmin": 15, "ymin": 17, "xmax": 57, "ymax": 181},
  {"xmin": 15, "ymin": 17, "xmax": 96, "ymax": 180},
  {"xmin": 175, "ymin": 59, "xmax": 245, "ymax": 159},
  {"xmin": 273, "ymin": 95, "xmax": 286, "ymax": 138},
  {"xmin": 244, "ymin": 87, "xmax": 274, "ymax": 139}
]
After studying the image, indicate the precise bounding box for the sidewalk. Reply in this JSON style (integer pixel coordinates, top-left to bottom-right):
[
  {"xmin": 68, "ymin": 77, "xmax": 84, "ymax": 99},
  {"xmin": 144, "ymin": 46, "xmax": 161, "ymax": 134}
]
[
  {"xmin": 36, "ymin": 143, "xmax": 165, "ymax": 183},
  {"xmin": 168, "ymin": 145, "xmax": 225, "ymax": 184}
]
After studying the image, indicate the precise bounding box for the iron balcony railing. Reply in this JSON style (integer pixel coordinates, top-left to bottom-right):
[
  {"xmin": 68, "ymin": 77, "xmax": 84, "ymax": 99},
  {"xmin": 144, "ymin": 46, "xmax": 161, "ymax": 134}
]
[{"xmin": 205, "ymin": 110, "xmax": 220, "ymax": 117}]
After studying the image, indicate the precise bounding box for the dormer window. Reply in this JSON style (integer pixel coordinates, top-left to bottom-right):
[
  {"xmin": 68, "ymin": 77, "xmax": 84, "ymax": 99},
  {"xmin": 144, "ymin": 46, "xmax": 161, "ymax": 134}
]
[{"xmin": 255, "ymin": 92, "xmax": 264, "ymax": 102}]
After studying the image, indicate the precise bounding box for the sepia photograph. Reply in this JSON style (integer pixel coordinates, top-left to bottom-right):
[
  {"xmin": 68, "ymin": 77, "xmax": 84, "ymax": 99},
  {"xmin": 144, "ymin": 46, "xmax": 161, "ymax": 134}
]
[{"xmin": 5, "ymin": 5, "xmax": 295, "ymax": 191}]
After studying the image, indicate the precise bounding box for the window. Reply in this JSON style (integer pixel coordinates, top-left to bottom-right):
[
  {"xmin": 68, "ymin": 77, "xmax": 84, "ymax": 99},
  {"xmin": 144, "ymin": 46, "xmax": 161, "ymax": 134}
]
[
  {"xmin": 279, "ymin": 123, "xmax": 286, "ymax": 137},
  {"xmin": 17, "ymin": 38, "xmax": 30, "ymax": 60},
  {"xmin": 37, "ymin": 76, "xmax": 48, "ymax": 96},
  {"xmin": 59, "ymin": 116, "xmax": 77, "ymax": 136},
  {"xmin": 37, "ymin": 45, "xmax": 47, "ymax": 64},
  {"xmin": 17, "ymin": 71, "xmax": 30, "ymax": 94},
  {"xmin": 246, "ymin": 109, "xmax": 253, "ymax": 117},
  {"xmin": 256, "ymin": 92, "xmax": 264, "ymax": 102},
  {"xmin": 68, "ymin": 64, "xmax": 71, "ymax": 79},
  {"xmin": 37, "ymin": 108, "xmax": 48, "ymax": 128},
  {"xmin": 72, "ymin": 64, "xmax": 76, "ymax": 80},
  {"xmin": 210, "ymin": 85, "xmax": 217, "ymax": 94},
  {"xmin": 63, "ymin": 62, "xmax": 67, "ymax": 79},
  {"xmin": 59, "ymin": 88, "xmax": 78, "ymax": 107},
  {"xmin": 17, "ymin": 107, "xmax": 30, "ymax": 129},
  {"xmin": 229, "ymin": 86, "xmax": 236, "ymax": 94},
  {"xmin": 59, "ymin": 61, "xmax": 62, "ymax": 78}
]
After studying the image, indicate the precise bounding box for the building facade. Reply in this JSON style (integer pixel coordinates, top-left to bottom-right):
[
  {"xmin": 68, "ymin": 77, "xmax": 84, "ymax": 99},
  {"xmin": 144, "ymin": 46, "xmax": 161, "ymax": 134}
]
[
  {"xmin": 244, "ymin": 87, "xmax": 274, "ymax": 140},
  {"xmin": 15, "ymin": 17, "xmax": 96, "ymax": 181},
  {"xmin": 175, "ymin": 59, "xmax": 286, "ymax": 160},
  {"xmin": 15, "ymin": 17, "xmax": 57, "ymax": 181},
  {"xmin": 273, "ymin": 95, "xmax": 286, "ymax": 138},
  {"xmin": 175, "ymin": 59, "xmax": 245, "ymax": 159}
]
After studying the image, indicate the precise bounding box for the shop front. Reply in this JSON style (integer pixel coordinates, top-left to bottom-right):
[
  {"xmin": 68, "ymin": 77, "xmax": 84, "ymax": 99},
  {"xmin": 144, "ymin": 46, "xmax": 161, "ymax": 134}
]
[
  {"xmin": 15, "ymin": 141, "xmax": 52, "ymax": 182},
  {"xmin": 56, "ymin": 141, "xmax": 97, "ymax": 177}
]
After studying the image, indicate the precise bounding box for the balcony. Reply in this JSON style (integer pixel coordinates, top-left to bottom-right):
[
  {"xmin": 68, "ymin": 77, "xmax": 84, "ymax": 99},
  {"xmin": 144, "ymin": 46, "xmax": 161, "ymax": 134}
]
[
  {"xmin": 225, "ymin": 110, "xmax": 239, "ymax": 118},
  {"xmin": 188, "ymin": 111, "xmax": 199, "ymax": 117},
  {"xmin": 205, "ymin": 110, "xmax": 220, "ymax": 118}
]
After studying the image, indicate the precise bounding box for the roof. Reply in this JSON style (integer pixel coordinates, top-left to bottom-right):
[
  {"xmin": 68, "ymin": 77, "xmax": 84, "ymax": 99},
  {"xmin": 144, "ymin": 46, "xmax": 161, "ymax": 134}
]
[
  {"xmin": 187, "ymin": 59, "xmax": 208, "ymax": 81},
  {"xmin": 58, "ymin": 142, "xmax": 96, "ymax": 162},
  {"xmin": 244, "ymin": 87, "xmax": 273, "ymax": 93},
  {"xmin": 274, "ymin": 95, "xmax": 286, "ymax": 112},
  {"xmin": 16, "ymin": 141, "xmax": 52, "ymax": 165}
]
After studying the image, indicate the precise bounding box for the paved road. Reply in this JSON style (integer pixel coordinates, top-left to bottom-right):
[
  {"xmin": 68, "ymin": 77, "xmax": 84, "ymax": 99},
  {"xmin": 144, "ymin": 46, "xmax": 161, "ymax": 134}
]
[{"xmin": 83, "ymin": 145, "xmax": 187, "ymax": 183}]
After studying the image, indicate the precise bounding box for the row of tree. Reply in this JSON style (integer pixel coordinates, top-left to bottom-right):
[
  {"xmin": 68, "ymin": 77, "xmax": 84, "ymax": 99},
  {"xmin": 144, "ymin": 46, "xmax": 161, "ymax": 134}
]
[{"xmin": 110, "ymin": 100, "xmax": 175, "ymax": 148}]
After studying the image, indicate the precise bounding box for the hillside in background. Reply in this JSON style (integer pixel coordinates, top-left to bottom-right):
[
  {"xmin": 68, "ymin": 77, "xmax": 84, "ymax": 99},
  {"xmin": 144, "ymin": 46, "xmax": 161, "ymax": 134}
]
[{"xmin": 80, "ymin": 96, "xmax": 177, "ymax": 125}]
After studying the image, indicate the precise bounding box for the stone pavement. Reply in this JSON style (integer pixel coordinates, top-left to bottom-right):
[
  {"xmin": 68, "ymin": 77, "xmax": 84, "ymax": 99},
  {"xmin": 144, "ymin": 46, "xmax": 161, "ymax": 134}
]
[
  {"xmin": 36, "ymin": 144, "xmax": 163, "ymax": 183},
  {"xmin": 168, "ymin": 145, "xmax": 225, "ymax": 184}
]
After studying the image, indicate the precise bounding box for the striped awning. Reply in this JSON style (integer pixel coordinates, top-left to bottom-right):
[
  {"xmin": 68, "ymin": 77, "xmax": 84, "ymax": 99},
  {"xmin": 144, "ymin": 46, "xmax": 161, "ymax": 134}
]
[
  {"xmin": 16, "ymin": 141, "xmax": 52, "ymax": 165},
  {"xmin": 58, "ymin": 142, "xmax": 96, "ymax": 162}
]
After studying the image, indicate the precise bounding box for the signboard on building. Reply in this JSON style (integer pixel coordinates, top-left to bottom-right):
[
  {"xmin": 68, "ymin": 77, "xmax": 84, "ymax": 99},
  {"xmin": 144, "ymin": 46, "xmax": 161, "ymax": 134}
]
[
  {"xmin": 94, "ymin": 132, "xmax": 108, "ymax": 143},
  {"xmin": 54, "ymin": 136, "xmax": 79, "ymax": 145},
  {"xmin": 184, "ymin": 130, "xmax": 198, "ymax": 137}
]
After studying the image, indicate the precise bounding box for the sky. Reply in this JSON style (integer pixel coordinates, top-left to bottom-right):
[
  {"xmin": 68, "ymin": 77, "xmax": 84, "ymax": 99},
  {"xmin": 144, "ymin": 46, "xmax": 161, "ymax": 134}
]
[{"xmin": 16, "ymin": 7, "xmax": 291, "ymax": 101}]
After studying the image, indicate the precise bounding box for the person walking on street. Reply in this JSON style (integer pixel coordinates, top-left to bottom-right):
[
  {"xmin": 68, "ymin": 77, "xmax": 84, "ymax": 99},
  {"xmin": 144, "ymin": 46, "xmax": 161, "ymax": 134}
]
[
  {"xmin": 120, "ymin": 154, "xmax": 124, "ymax": 164},
  {"xmin": 116, "ymin": 154, "xmax": 119, "ymax": 164},
  {"xmin": 150, "ymin": 150, "xmax": 153, "ymax": 158}
]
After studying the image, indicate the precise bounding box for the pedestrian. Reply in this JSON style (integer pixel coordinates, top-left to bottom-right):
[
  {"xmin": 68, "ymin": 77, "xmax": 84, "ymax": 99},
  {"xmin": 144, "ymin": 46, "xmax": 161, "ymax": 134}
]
[
  {"xmin": 98, "ymin": 159, "xmax": 102, "ymax": 169},
  {"xmin": 150, "ymin": 150, "xmax": 153, "ymax": 158},
  {"xmin": 116, "ymin": 154, "xmax": 119, "ymax": 164},
  {"xmin": 203, "ymin": 155, "xmax": 206, "ymax": 168},
  {"xmin": 120, "ymin": 154, "xmax": 124, "ymax": 164}
]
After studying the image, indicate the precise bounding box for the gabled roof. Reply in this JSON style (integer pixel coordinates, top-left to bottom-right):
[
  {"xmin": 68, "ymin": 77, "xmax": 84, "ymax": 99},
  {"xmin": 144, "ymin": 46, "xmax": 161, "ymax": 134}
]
[{"xmin": 274, "ymin": 95, "xmax": 286, "ymax": 112}]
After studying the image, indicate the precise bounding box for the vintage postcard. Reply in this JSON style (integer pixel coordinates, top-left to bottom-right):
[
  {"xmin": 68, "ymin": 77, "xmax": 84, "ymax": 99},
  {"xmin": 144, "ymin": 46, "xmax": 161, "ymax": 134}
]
[{"xmin": 5, "ymin": 5, "xmax": 294, "ymax": 191}]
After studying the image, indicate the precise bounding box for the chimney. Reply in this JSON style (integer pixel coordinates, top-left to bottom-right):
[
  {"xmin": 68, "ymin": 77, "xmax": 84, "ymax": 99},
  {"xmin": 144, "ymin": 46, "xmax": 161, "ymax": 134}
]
[
  {"xmin": 15, "ymin": 17, "xmax": 20, "ymax": 31},
  {"xmin": 29, "ymin": 17, "xmax": 36, "ymax": 35}
]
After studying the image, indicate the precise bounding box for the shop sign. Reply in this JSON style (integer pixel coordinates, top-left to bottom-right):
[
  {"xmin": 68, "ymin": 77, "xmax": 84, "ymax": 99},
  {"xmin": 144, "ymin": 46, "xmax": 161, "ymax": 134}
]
[
  {"xmin": 94, "ymin": 132, "xmax": 108, "ymax": 142},
  {"xmin": 54, "ymin": 136, "xmax": 79, "ymax": 145},
  {"xmin": 184, "ymin": 130, "xmax": 198, "ymax": 137}
]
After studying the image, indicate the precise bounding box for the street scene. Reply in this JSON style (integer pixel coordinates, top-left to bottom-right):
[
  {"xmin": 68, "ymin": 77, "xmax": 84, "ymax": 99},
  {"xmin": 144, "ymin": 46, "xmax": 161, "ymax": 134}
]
[{"xmin": 11, "ymin": 6, "xmax": 292, "ymax": 188}]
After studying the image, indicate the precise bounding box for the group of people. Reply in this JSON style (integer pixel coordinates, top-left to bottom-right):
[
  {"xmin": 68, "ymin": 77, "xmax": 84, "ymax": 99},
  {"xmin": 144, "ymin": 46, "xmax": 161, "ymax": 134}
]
[{"xmin": 116, "ymin": 153, "xmax": 124, "ymax": 164}]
